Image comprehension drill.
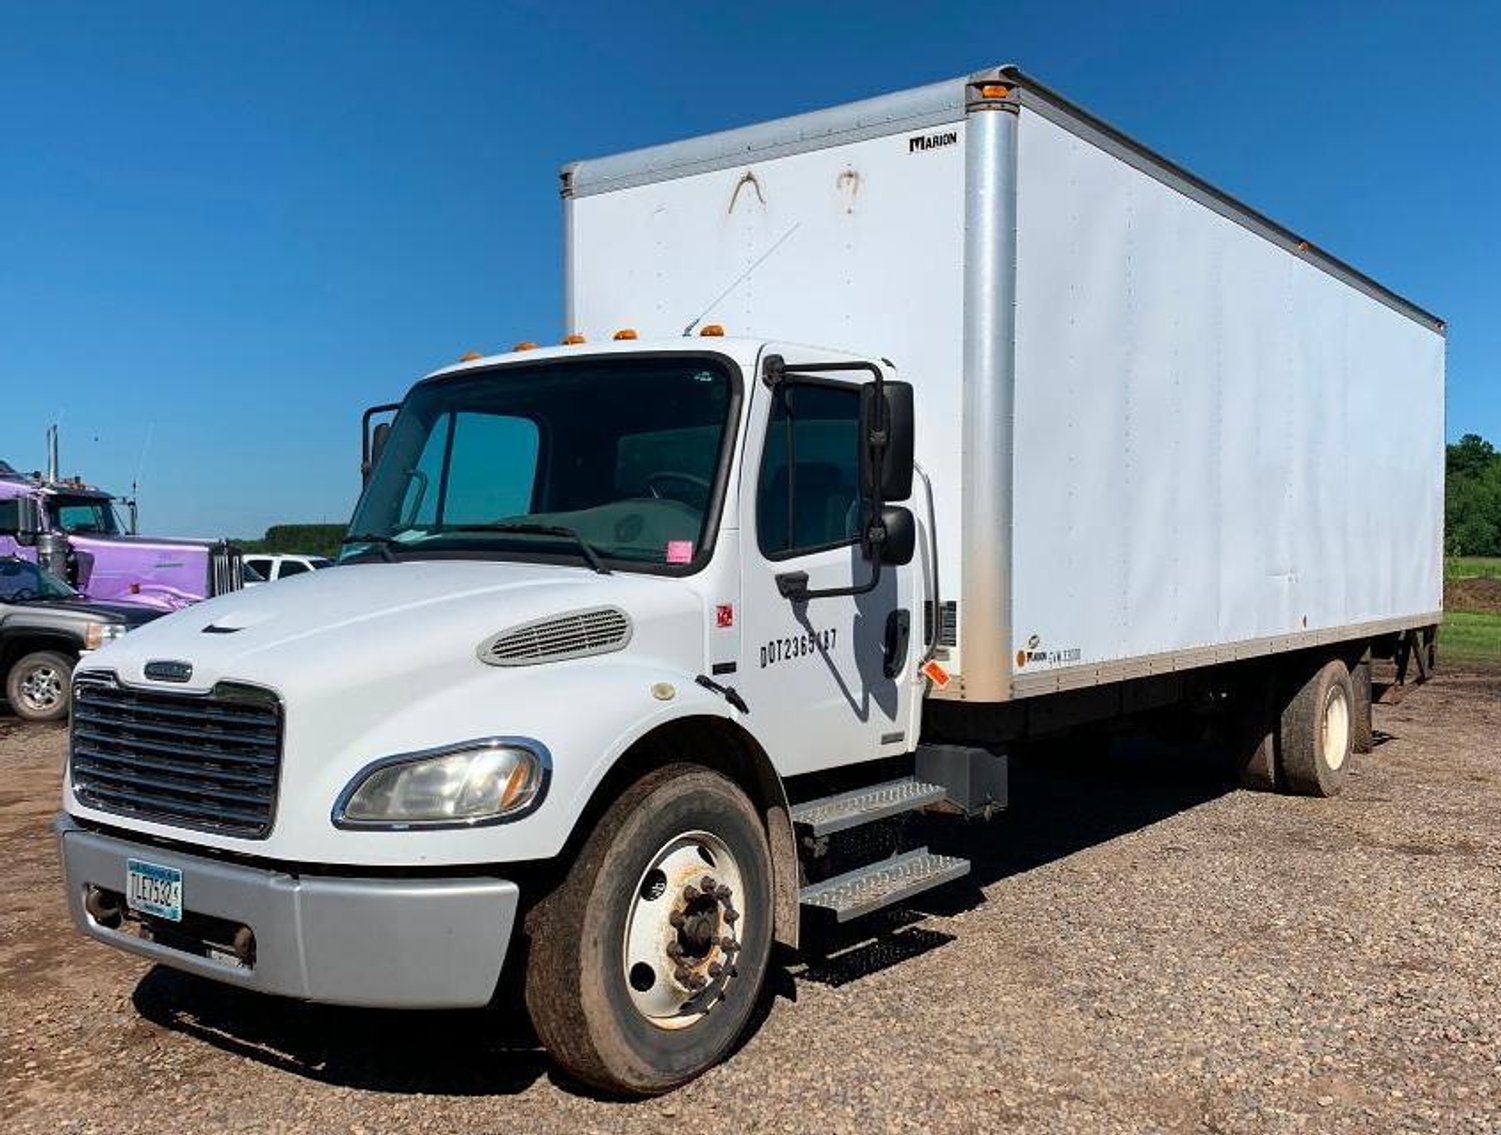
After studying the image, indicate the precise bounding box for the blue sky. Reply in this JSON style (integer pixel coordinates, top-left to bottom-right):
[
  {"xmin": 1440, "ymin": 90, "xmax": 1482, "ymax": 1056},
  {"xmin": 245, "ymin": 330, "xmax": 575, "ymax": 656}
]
[{"xmin": 1, "ymin": 1, "xmax": 1493, "ymax": 537}]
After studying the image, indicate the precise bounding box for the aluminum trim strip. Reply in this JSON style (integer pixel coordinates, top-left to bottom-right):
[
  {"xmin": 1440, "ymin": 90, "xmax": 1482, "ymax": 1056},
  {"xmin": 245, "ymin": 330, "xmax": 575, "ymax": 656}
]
[{"xmin": 1008, "ymin": 612, "xmax": 1442, "ymax": 699}]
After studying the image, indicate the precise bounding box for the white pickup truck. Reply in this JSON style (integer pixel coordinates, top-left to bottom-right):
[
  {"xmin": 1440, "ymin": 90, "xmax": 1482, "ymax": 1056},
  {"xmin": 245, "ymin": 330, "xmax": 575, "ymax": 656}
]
[{"xmin": 57, "ymin": 66, "xmax": 1443, "ymax": 1095}]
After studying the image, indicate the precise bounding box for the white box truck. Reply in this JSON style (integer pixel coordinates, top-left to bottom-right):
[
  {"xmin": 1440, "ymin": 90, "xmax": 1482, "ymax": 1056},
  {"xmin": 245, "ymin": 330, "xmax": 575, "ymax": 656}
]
[{"xmin": 58, "ymin": 66, "xmax": 1444, "ymax": 1094}]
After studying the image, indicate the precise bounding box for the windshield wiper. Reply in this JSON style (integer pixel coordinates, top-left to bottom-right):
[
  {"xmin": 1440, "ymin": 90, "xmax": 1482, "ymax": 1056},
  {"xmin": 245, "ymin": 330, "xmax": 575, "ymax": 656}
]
[
  {"xmin": 340, "ymin": 533, "xmax": 398, "ymax": 563},
  {"xmin": 440, "ymin": 522, "xmax": 611, "ymax": 575}
]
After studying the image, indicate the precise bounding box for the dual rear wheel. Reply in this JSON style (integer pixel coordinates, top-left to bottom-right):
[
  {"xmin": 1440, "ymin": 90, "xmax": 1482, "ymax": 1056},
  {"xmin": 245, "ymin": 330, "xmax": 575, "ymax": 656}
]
[{"xmin": 1232, "ymin": 655, "xmax": 1361, "ymax": 797}]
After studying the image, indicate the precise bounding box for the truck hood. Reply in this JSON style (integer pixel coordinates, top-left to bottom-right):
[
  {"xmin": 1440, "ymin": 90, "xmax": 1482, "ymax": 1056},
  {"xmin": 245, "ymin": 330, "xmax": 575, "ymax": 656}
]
[{"xmin": 79, "ymin": 559, "xmax": 706, "ymax": 696}]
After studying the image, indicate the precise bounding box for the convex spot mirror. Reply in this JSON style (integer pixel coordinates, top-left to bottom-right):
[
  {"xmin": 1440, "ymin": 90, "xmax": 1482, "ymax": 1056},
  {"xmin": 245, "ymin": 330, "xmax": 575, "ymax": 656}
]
[
  {"xmin": 859, "ymin": 381, "xmax": 914, "ymax": 503},
  {"xmin": 876, "ymin": 505, "xmax": 916, "ymax": 566}
]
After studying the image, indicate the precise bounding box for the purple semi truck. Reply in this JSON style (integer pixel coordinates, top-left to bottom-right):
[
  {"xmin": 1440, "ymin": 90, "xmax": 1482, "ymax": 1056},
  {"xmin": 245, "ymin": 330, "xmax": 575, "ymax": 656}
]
[{"xmin": 0, "ymin": 459, "xmax": 242, "ymax": 613}]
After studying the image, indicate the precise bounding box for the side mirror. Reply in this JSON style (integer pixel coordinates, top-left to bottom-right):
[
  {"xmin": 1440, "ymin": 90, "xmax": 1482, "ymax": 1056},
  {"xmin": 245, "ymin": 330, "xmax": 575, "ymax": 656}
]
[
  {"xmin": 369, "ymin": 422, "xmax": 391, "ymax": 479},
  {"xmin": 859, "ymin": 381, "xmax": 914, "ymax": 503},
  {"xmin": 361, "ymin": 402, "xmax": 401, "ymax": 484},
  {"xmin": 0, "ymin": 497, "xmax": 39, "ymax": 546},
  {"xmin": 875, "ymin": 505, "xmax": 915, "ymax": 566}
]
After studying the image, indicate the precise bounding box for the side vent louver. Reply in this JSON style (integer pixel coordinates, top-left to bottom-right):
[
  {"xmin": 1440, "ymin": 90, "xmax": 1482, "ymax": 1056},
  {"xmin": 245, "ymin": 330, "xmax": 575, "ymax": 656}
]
[{"xmin": 478, "ymin": 607, "xmax": 632, "ymax": 667}]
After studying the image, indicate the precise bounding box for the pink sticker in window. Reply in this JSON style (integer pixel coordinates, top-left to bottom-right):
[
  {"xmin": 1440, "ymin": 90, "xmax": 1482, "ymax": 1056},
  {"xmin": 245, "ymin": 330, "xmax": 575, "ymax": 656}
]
[{"xmin": 666, "ymin": 540, "xmax": 694, "ymax": 564}]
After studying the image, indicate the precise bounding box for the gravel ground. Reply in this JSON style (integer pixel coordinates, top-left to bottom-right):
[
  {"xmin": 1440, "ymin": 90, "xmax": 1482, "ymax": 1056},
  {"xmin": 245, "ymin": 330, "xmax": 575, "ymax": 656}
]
[{"xmin": 2, "ymin": 674, "xmax": 1498, "ymax": 1133}]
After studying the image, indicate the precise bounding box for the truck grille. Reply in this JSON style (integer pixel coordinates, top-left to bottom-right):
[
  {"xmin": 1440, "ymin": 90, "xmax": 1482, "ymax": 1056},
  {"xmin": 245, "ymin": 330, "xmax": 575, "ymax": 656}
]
[
  {"xmin": 69, "ymin": 676, "xmax": 282, "ymax": 838},
  {"xmin": 210, "ymin": 541, "xmax": 244, "ymax": 596}
]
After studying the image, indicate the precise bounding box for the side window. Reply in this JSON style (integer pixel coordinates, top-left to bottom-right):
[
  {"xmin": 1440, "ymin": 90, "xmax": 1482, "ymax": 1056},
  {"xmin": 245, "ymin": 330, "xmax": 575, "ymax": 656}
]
[
  {"xmin": 438, "ymin": 412, "xmax": 541, "ymax": 526},
  {"xmin": 277, "ymin": 559, "xmax": 310, "ymax": 578},
  {"xmin": 401, "ymin": 414, "xmax": 450, "ymax": 529},
  {"xmin": 245, "ymin": 557, "xmax": 269, "ymax": 578},
  {"xmin": 757, "ymin": 383, "xmax": 863, "ymax": 558}
]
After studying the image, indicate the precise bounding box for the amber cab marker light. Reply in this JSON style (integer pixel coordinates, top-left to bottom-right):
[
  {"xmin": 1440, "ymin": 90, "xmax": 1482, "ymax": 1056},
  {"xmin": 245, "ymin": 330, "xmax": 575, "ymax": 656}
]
[
  {"xmin": 979, "ymin": 83, "xmax": 1011, "ymax": 99},
  {"xmin": 513, "ymin": 341, "xmax": 540, "ymax": 352},
  {"xmin": 459, "ymin": 351, "xmax": 483, "ymax": 362},
  {"xmin": 613, "ymin": 329, "xmax": 639, "ymax": 341},
  {"xmin": 699, "ymin": 324, "xmax": 726, "ymax": 337},
  {"xmin": 561, "ymin": 333, "xmax": 586, "ymax": 345}
]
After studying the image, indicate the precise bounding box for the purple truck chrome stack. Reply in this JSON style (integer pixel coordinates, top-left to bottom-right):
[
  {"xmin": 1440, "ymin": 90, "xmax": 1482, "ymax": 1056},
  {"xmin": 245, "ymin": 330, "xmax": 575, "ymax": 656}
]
[{"xmin": 0, "ymin": 462, "xmax": 242, "ymax": 612}]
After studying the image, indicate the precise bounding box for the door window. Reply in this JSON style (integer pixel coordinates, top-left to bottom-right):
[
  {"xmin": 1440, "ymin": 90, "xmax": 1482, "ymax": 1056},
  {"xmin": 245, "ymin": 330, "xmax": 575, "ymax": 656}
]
[
  {"xmin": 756, "ymin": 383, "xmax": 863, "ymax": 558},
  {"xmin": 277, "ymin": 559, "xmax": 310, "ymax": 578}
]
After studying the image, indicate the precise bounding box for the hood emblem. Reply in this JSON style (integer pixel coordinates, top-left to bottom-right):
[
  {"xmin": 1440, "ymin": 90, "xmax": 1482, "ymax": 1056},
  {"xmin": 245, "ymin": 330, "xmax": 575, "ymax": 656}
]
[{"xmin": 144, "ymin": 660, "xmax": 194, "ymax": 683}]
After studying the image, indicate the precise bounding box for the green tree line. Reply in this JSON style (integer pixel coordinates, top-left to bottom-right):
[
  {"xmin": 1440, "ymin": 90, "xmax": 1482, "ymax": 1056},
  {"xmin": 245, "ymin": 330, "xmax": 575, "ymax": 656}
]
[
  {"xmin": 236, "ymin": 524, "xmax": 346, "ymax": 559},
  {"xmin": 1447, "ymin": 434, "xmax": 1501, "ymax": 556}
]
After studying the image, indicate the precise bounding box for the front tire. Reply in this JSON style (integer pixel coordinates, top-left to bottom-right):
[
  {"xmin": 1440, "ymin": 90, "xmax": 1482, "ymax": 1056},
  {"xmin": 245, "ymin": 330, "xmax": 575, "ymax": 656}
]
[
  {"xmin": 6, "ymin": 650, "xmax": 74, "ymax": 723},
  {"xmin": 523, "ymin": 764, "xmax": 773, "ymax": 1095},
  {"xmin": 1279, "ymin": 658, "xmax": 1355, "ymax": 797}
]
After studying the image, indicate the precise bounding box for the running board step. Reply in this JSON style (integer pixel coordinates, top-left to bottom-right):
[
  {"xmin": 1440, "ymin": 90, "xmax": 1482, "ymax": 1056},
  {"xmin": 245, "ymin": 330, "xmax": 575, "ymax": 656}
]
[
  {"xmin": 789, "ymin": 777, "xmax": 947, "ymax": 837},
  {"xmin": 798, "ymin": 848, "xmax": 970, "ymax": 922}
]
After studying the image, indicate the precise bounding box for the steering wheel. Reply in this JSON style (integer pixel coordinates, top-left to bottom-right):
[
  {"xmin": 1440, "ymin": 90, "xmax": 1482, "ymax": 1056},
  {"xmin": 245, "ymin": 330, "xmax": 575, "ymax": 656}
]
[{"xmin": 644, "ymin": 471, "xmax": 712, "ymax": 510}]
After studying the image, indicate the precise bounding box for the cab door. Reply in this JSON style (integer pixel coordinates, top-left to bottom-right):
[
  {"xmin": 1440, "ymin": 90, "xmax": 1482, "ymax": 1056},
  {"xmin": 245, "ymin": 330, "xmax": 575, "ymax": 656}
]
[{"xmin": 733, "ymin": 351, "xmax": 919, "ymax": 777}]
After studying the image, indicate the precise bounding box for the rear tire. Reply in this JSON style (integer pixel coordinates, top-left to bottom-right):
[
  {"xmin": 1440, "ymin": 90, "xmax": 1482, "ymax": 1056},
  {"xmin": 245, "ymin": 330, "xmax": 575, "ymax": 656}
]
[
  {"xmin": 6, "ymin": 650, "xmax": 74, "ymax": 722},
  {"xmin": 1351, "ymin": 657, "xmax": 1374, "ymax": 754},
  {"xmin": 523, "ymin": 764, "xmax": 773, "ymax": 1096},
  {"xmin": 1279, "ymin": 658, "xmax": 1354, "ymax": 797}
]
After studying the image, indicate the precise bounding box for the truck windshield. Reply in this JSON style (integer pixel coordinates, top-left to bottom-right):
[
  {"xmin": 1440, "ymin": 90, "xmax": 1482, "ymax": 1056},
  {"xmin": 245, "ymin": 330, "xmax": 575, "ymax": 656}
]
[
  {"xmin": 344, "ymin": 355, "xmax": 737, "ymax": 571},
  {"xmin": 49, "ymin": 495, "xmax": 121, "ymax": 535}
]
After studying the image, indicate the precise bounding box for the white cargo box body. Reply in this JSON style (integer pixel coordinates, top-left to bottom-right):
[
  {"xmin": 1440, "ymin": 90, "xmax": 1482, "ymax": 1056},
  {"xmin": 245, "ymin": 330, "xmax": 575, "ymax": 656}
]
[{"xmin": 564, "ymin": 66, "xmax": 1445, "ymax": 703}]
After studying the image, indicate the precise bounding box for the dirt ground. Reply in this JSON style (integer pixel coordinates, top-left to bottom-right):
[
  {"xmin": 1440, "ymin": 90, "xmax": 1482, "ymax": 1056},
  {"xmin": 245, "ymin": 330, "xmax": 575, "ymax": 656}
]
[
  {"xmin": 1446, "ymin": 576, "xmax": 1501, "ymax": 615},
  {"xmin": 2, "ymin": 675, "xmax": 1498, "ymax": 1134}
]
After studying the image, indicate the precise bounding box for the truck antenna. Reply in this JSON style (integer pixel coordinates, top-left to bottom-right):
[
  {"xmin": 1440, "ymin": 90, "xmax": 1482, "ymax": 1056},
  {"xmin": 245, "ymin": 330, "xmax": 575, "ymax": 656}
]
[{"xmin": 681, "ymin": 222, "xmax": 800, "ymax": 337}]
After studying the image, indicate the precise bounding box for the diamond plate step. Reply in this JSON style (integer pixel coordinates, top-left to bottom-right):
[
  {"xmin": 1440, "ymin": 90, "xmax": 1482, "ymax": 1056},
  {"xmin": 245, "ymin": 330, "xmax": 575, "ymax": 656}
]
[
  {"xmin": 789, "ymin": 778, "xmax": 947, "ymax": 837},
  {"xmin": 798, "ymin": 848, "xmax": 970, "ymax": 922}
]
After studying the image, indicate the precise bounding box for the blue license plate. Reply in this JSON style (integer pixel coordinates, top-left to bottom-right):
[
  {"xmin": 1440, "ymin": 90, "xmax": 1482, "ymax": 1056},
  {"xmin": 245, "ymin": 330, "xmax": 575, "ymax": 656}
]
[{"xmin": 125, "ymin": 859, "xmax": 183, "ymax": 922}]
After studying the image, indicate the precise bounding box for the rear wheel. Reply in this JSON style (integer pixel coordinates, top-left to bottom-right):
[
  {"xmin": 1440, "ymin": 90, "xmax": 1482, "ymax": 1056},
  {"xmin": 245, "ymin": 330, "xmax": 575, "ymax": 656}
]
[
  {"xmin": 1279, "ymin": 658, "xmax": 1354, "ymax": 797},
  {"xmin": 6, "ymin": 650, "xmax": 74, "ymax": 723},
  {"xmin": 524, "ymin": 764, "xmax": 773, "ymax": 1095}
]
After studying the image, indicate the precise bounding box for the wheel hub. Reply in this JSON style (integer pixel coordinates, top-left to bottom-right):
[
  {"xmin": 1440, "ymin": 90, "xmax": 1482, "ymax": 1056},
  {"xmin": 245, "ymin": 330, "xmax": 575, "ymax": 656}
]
[
  {"xmin": 623, "ymin": 832, "xmax": 745, "ymax": 1029},
  {"xmin": 19, "ymin": 665, "xmax": 62, "ymax": 711}
]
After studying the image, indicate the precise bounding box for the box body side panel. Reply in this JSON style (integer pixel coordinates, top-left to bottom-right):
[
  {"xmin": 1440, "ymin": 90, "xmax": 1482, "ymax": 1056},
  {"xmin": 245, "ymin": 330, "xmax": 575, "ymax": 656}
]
[{"xmin": 1009, "ymin": 108, "xmax": 1444, "ymax": 685}]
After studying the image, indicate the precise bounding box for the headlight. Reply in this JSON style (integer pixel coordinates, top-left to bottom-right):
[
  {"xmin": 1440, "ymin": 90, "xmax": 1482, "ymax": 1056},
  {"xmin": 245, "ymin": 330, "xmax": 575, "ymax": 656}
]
[
  {"xmin": 333, "ymin": 738, "xmax": 550, "ymax": 829},
  {"xmin": 84, "ymin": 623, "xmax": 129, "ymax": 650}
]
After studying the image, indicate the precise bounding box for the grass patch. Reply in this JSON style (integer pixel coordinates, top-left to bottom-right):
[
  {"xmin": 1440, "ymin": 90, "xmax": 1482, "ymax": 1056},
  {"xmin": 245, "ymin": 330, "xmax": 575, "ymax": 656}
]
[
  {"xmin": 1445, "ymin": 556, "xmax": 1501, "ymax": 581},
  {"xmin": 1441, "ymin": 610, "xmax": 1501, "ymax": 670}
]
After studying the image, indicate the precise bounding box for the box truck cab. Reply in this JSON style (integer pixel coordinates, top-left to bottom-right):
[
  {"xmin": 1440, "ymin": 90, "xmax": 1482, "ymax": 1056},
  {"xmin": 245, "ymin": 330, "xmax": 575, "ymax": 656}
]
[{"xmin": 57, "ymin": 67, "xmax": 1443, "ymax": 1096}]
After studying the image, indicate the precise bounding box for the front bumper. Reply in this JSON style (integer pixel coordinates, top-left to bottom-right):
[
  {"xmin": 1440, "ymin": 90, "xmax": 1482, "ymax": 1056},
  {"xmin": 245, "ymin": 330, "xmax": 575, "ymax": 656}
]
[{"xmin": 55, "ymin": 815, "xmax": 519, "ymax": 1009}]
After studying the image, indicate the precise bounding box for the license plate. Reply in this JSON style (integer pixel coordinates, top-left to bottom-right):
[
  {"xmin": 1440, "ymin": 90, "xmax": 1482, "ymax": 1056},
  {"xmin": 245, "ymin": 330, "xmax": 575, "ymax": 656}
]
[{"xmin": 125, "ymin": 859, "xmax": 183, "ymax": 922}]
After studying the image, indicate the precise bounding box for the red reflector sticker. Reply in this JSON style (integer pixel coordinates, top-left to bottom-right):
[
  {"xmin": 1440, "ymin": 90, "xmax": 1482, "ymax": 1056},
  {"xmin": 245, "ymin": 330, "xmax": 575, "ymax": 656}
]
[
  {"xmin": 921, "ymin": 660, "xmax": 951, "ymax": 688},
  {"xmin": 716, "ymin": 604, "xmax": 734, "ymax": 628}
]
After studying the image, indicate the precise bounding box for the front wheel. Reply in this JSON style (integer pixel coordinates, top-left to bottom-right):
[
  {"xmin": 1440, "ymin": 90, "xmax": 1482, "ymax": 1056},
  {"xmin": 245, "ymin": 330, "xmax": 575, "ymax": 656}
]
[
  {"xmin": 524, "ymin": 764, "xmax": 773, "ymax": 1095},
  {"xmin": 6, "ymin": 650, "xmax": 75, "ymax": 722}
]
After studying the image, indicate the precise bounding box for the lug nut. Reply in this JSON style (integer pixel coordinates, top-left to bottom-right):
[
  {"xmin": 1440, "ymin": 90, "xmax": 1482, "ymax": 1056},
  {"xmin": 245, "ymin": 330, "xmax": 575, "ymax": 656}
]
[
  {"xmin": 724, "ymin": 909, "xmax": 739, "ymax": 924},
  {"xmin": 666, "ymin": 941, "xmax": 684, "ymax": 960},
  {"xmin": 668, "ymin": 910, "xmax": 685, "ymax": 928},
  {"xmin": 699, "ymin": 875, "xmax": 716, "ymax": 892},
  {"xmin": 717, "ymin": 884, "xmax": 733, "ymax": 900},
  {"xmin": 720, "ymin": 936, "xmax": 739, "ymax": 952},
  {"xmin": 708, "ymin": 962, "xmax": 723, "ymax": 978},
  {"xmin": 682, "ymin": 885, "xmax": 698, "ymax": 902},
  {"xmin": 674, "ymin": 966, "xmax": 692, "ymax": 985}
]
